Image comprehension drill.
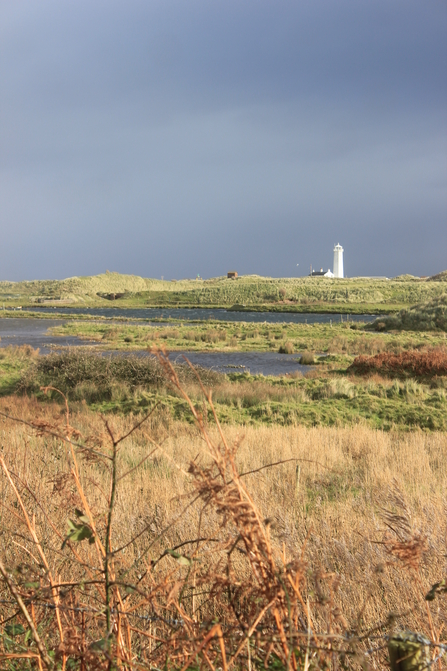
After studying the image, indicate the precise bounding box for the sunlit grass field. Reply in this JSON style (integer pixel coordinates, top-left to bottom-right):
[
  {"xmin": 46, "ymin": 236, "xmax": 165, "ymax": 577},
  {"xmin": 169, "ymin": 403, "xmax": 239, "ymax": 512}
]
[
  {"xmin": 45, "ymin": 314, "xmax": 447, "ymax": 353},
  {"xmin": 0, "ymin": 385, "xmax": 445, "ymax": 668}
]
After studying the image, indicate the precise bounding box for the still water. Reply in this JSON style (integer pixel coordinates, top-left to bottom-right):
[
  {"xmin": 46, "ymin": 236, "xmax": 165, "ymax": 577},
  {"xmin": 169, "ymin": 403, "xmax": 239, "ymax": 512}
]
[
  {"xmin": 0, "ymin": 318, "xmax": 316, "ymax": 375},
  {"xmin": 142, "ymin": 350, "xmax": 313, "ymax": 376},
  {"xmin": 24, "ymin": 306, "xmax": 378, "ymax": 325},
  {"xmin": 0, "ymin": 318, "xmax": 89, "ymax": 351}
]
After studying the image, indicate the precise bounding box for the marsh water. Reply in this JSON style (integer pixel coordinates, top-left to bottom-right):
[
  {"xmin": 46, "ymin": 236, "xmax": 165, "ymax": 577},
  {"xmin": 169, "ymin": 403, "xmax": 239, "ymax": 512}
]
[
  {"xmin": 138, "ymin": 350, "xmax": 314, "ymax": 376},
  {"xmin": 0, "ymin": 319, "xmax": 317, "ymax": 375},
  {"xmin": 0, "ymin": 318, "xmax": 89, "ymax": 352},
  {"xmin": 23, "ymin": 306, "xmax": 378, "ymax": 325},
  {"xmin": 1, "ymin": 309, "xmax": 375, "ymax": 375}
]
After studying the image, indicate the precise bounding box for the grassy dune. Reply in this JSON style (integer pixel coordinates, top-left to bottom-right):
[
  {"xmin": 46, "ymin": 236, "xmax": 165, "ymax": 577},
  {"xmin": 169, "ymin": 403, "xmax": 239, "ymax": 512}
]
[
  {"xmin": 1, "ymin": 270, "xmax": 446, "ymax": 313},
  {"xmin": 368, "ymin": 295, "xmax": 447, "ymax": 332}
]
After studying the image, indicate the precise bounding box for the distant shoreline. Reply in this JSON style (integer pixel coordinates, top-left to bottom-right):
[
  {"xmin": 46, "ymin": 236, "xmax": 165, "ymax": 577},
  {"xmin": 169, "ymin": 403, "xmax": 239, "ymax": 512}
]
[{"xmin": 0, "ymin": 271, "xmax": 444, "ymax": 316}]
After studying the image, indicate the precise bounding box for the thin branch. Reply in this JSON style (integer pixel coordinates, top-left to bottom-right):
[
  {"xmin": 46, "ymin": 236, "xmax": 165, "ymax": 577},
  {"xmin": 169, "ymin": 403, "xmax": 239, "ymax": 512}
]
[
  {"xmin": 0, "ymin": 409, "xmax": 111, "ymax": 461},
  {"xmin": 239, "ymin": 457, "xmax": 339, "ymax": 478},
  {"xmin": 0, "ymin": 557, "xmax": 53, "ymax": 669},
  {"xmin": 112, "ymin": 402, "xmax": 161, "ymax": 447}
]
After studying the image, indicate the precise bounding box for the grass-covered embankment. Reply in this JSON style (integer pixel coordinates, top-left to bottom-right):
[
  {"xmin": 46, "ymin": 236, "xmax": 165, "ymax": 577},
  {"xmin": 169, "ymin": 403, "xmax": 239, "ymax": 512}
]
[
  {"xmin": 1, "ymin": 270, "xmax": 446, "ymax": 313},
  {"xmin": 367, "ymin": 294, "xmax": 447, "ymax": 332}
]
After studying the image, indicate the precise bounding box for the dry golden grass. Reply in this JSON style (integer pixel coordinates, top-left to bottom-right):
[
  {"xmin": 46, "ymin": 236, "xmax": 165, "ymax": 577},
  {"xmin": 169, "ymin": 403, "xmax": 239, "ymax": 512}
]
[{"xmin": 0, "ymin": 361, "xmax": 446, "ymax": 668}]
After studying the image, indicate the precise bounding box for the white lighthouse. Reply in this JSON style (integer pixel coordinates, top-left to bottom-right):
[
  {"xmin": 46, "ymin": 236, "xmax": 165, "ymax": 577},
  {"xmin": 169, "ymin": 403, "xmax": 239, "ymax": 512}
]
[{"xmin": 333, "ymin": 243, "xmax": 344, "ymax": 278}]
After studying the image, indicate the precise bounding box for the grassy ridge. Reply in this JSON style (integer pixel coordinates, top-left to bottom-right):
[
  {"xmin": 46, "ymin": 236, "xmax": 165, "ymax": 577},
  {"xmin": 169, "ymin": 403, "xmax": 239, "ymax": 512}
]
[
  {"xmin": 1, "ymin": 271, "xmax": 446, "ymax": 313},
  {"xmin": 133, "ymin": 275, "xmax": 446, "ymax": 311},
  {"xmin": 367, "ymin": 294, "xmax": 447, "ymax": 331}
]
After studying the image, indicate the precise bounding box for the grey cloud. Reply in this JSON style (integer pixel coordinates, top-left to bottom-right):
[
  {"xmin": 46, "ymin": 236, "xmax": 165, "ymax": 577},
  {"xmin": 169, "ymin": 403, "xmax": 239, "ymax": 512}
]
[{"xmin": 0, "ymin": 0, "xmax": 446, "ymax": 280}]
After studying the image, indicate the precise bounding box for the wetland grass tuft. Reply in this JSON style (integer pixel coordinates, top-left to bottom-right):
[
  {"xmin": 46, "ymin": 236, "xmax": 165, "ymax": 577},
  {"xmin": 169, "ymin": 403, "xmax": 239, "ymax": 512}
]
[
  {"xmin": 278, "ymin": 341, "xmax": 294, "ymax": 354},
  {"xmin": 299, "ymin": 351, "xmax": 315, "ymax": 364}
]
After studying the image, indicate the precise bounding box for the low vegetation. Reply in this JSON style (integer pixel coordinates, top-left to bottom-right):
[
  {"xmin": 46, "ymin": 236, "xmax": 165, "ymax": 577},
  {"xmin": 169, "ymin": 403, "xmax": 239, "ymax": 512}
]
[
  {"xmin": 47, "ymin": 318, "xmax": 447, "ymax": 354},
  {"xmin": 0, "ymin": 344, "xmax": 39, "ymax": 394},
  {"xmin": 368, "ymin": 295, "xmax": 447, "ymax": 332},
  {"xmin": 18, "ymin": 349, "xmax": 220, "ymax": 403},
  {"xmin": 0, "ymin": 357, "xmax": 445, "ymax": 669},
  {"xmin": 348, "ymin": 347, "xmax": 447, "ymax": 379},
  {"xmin": 1, "ymin": 346, "xmax": 445, "ymax": 430},
  {"xmin": 298, "ymin": 352, "xmax": 316, "ymax": 365}
]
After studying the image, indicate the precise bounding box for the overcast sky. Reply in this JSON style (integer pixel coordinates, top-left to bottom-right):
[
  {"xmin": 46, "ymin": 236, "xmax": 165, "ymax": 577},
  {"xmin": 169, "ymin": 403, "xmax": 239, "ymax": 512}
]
[{"xmin": 1, "ymin": 0, "xmax": 446, "ymax": 281}]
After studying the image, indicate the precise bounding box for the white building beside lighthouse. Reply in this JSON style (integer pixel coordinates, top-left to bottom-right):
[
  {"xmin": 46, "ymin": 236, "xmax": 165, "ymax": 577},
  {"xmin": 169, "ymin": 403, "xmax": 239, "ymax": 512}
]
[{"xmin": 333, "ymin": 243, "xmax": 344, "ymax": 278}]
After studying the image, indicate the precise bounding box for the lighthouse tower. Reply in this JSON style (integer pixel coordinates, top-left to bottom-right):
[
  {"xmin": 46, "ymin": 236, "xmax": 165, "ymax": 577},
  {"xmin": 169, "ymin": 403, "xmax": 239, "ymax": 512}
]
[{"xmin": 333, "ymin": 243, "xmax": 344, "ymax": 278}]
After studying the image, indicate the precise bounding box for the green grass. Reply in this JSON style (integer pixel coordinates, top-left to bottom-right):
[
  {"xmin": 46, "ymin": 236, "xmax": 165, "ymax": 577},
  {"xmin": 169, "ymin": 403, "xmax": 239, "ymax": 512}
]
[
  {"xmin": 0, "ymin": 345, "xmax": 39, "ymax": 395},
  {"xmin": 2, "ymin": 347, "xmax": 446, "ymax": 431},
  {"xmin": 70, "ymin": 372, "xmax": 447, "ymax": 431},
  {"xmin": 0, "ymin": 271, "xmax": 446, "ymax": 313},
  {"xmin": 367, "ymin": 294, "xmax": 447, "ymax": 332},
  {"xmin": 47, "ymin": 318, "xmax": 447, "ymax": 354}
]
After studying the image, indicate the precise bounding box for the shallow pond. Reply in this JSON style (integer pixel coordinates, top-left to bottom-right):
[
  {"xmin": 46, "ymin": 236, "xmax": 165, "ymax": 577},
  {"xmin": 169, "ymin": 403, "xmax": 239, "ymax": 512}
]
[
  {"xmin": 0, "ymin": 318, "xmax": 91, "ymax": 352},
  {"xmin": 23, "ymin": 306, "xmax": 377, "ymax": 325},
  {"xmin": 141, "ymin": 350, "xmax": 313, "ymax": 376},
  {"xmin": 0, "ymin": 318, "xmax": 315, "ymax": 376}
]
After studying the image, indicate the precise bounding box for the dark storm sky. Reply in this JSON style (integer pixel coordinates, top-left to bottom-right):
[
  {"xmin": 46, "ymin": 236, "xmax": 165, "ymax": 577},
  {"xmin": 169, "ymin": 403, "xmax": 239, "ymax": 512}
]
[{"xmin": 1, "ymin": 0, "xmax": 446, "ymax": 281}]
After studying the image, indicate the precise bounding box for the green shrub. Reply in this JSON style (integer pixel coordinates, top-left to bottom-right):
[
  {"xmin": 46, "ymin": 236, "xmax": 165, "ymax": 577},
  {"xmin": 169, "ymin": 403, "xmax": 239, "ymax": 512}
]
[{"xmin": 18, "ymin": 350, "xmax": 222, "ymax": 402}]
